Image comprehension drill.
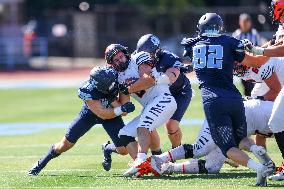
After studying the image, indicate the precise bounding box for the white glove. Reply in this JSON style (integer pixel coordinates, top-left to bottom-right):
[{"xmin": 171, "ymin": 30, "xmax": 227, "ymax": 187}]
[{"xmin": 241, "ymin": 39, "xmax": 264, "ymax": 55}]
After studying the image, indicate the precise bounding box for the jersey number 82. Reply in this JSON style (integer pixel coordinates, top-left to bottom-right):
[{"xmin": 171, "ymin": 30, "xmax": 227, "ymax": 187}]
[{"xmin": 192, "ymin": 45, "xmax": 223, "ymax": 69}]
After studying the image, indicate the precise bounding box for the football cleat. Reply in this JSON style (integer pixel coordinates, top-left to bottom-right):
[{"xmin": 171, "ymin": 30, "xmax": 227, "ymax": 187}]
[
  {"xmin": 268, "ymin": 163, "xmax": 284, "ymax": 181},
  {"xmin": 123, "ymin": 158, "xmax": 150, "ymax": 177},
  {"xmin": 28, "ymin": 161, "xmax": 44, "ymax": 176},
  {"xmin": 136, "ymin": 156, "xmax": 163, "ymax": 177},
  {"xmin": 256, "ymin": 160, "xmax": 275, "ymax": 186},
  {"xmin": 101, "ymin": 141, "xmax": 113, "ymax": 171}
]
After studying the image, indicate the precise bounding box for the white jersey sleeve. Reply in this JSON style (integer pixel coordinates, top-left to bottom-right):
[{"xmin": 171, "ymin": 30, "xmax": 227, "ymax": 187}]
[{"xmin": 242, "ymin": 60, "xmax": 274, "ymax": 82}]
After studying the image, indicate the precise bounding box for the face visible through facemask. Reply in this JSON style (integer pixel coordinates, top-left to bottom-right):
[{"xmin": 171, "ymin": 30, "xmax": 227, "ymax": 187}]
[{"xmin": 111, "ymin": 51, "xmax": 128, "ymax": 71}]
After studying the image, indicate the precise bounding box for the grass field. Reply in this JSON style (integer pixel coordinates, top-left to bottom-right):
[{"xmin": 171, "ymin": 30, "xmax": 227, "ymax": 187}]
[{"xmin": 0, "ymin": 86, "xmax": 283, "ymax": 189}]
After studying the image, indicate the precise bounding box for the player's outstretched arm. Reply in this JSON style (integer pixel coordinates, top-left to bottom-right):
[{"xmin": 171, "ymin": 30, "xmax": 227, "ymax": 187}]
[
  {"xmin": 86, "ymin": 99, "xmax": 135, "ymax": 120},
  {"xmin": 241, "ymin": 53, "xmax": 270, "ymax": 67},
  {"xmin": 263, "ymin": 45, "xmax": 284, "ymax": 57},
  {"xmin": 245, "ymin": 41, "xmax": 284, "ymax": 57}
]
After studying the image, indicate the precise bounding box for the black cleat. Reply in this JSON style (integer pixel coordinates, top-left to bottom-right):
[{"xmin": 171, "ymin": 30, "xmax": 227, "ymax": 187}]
[
  {"xmin": 101, "ymin": 141, "xmax": 113, "ymax": 171},
  {"xmin": 28, "ymin": 161, "xmax": 43, "ymax": 176}
]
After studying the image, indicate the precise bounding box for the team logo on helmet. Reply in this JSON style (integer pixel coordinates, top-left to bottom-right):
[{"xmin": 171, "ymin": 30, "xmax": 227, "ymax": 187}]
[{"xmin": 150, "ymin": 36, "xmax": 160, "ymax": 47}]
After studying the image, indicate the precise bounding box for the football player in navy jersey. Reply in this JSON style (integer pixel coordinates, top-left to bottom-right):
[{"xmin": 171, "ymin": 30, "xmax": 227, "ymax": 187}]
[
  {"xmin": 135, "ymin": 34, "xmax": 193, "ymax": 149},
  {"xmin": 28, "ymin": 66, "xmax": 136, "ymax": 176},
  {"xmin": 180, "ymin": 13, "xmax": 275, "ymax": 186}
]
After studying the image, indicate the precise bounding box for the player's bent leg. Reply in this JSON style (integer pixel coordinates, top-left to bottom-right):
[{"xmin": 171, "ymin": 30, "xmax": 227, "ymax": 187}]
[
  {"xmin": 54, "ymin": 137, "xmax": 75, "ymax": 153},
  {"xmin": 28, "ymin": 106, "xmax": 97, "ymax": 176},
  {"xmin": 168, "ymin": 84, "xmax": 192, "ymax": 148},
  {"xmin": 239, "ymin": 137, "xmax": 273, "ymax": 165},
  {"xmin": 28, "ymin": 137, "xmax": 73, "ymax": 176},
  {"xmin": 166, "ymin": 119, "xmax": 182, "ymax": 148},
  {"xmin": 150, "ymin": 129, "xmax": 162, "ymax": 155}
]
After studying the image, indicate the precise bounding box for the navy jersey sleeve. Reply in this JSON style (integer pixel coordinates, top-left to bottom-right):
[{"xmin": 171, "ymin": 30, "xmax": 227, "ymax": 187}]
[
  {"xmin": 181, "ymin": 37, "xmax": 201, "ymax": 61},
  {"xmin": 78, "ymin": 79, "xmax": 104, "ymax": 101},
  {"xmin": 230, "ymin": 37, "xmax": 245, "ymax": 63},
  {"xmin": 161, "ymin": 51, "xmax": 183, "ymax": 69}
]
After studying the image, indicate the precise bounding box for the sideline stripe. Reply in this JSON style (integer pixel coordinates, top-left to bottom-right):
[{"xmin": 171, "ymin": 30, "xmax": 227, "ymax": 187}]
[{"xmin": 0, "ymin": 119, "xmax": 204, "ymax": 136}]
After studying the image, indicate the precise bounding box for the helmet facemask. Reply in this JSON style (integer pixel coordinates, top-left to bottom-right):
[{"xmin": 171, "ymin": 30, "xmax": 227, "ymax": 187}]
[
  {"xmin": 105, "ymin": 44, "xmax": 130, "ymax": 72},
  {"xmin": 110, "ymin": 51, "xmax": 130, "ymax": 72}
]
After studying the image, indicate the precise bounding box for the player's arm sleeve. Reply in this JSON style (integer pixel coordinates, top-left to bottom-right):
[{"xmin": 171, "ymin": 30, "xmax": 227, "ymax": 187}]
[
  {"xmin": 232, "ymin": 38, "xmax": 246, "ymax": 63},
  {"xmin": 181, "ymin": 37, "xmax": 198, "ymax": 62},
  {"xmin": 164, "ymin": 54, "xmax": 181, "ymax": 84}
]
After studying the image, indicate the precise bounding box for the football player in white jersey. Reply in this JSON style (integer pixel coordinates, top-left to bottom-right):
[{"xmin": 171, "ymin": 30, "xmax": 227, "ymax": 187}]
[
  {"xmin": 158, "ymin": 100, "xmax": 274, "ymax": 175},
  {"xmin": 118, "ymin": 50, "xmax": 177, "ymax": 177},
  {"xmin": 233, "ymin": 57, "xmax": 282, "ymax": 101},
  {"xmin": 242, "ymin": 0, "xmax": 284, "ymax": 180},
  {"xmin": 137, "ymin": 100, "xmax": 274, "ymax": 184},
  {"xmin": 104, "ymin": 44, "xmax": 177, "ymax": 177}
]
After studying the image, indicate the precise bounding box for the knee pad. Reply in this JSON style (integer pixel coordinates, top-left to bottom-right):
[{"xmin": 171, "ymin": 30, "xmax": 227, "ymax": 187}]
[
  {"xmin": 198, "ymin": 160, "xmax": 208, "ymax": 174},
  {"xmin": 119, "ymin": 135, "xmax": 136, "ymax": 147},
  {"xmin": 183, "ymin": 144, "xmax": 193, "ymax": 159}
]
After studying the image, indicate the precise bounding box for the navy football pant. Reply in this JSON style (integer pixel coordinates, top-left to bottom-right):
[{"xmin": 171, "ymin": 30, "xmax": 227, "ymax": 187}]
[
  {"xmin": 171, "ymin": 84, "xmax": 192, "ymax": 122},
  {"xmin": 65, "ymin": 105, "xmax": 126, "ymax": 147},
  {"xmin": 203, "ymin": 97, "xmax": 247, "ymax": 157}
]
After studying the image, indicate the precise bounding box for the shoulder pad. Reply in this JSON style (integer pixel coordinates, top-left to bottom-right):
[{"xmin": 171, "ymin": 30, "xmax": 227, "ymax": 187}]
[{"xmin": 181, "ymin": 36, "xmax": 201, "ymax": 46}]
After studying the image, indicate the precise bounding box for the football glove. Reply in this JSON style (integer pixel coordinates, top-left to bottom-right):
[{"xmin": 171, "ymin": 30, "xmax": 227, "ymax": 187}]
[
  {"xmin": 121, "ymin": 102, "xmax": 135, "ymax": 113},
  {"xmin": 241, "ymin": 39, "xmax": 264, "ymax": 55},
  {"xmin": 179, "ymin": 64, "xmax": 194, "ymax": 74},
  {"xmin": 118, "ymin": 83, "xmax": 129, "ymax": 95}
]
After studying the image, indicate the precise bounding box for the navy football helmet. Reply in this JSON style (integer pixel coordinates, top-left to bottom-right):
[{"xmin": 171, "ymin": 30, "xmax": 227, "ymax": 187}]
[
  {"xmin": 197, "ymin": 13, "xmax": 224, "ymax": 37},
  {"xmin": 136, "ymin": 34, "xmax": 161, "ymax": 62},
  {"xmin": 105, "ymin": 44, "xmax": 130, "ymax": 72},
  {"xmin": 90, "ymin": 66, "xmax": 118, "ymax": 95}
]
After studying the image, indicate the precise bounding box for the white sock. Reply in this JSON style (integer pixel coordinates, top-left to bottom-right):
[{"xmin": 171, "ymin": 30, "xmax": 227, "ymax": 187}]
[
  {"xmin": 250, "ymin": 145, "xmax": 260, "ymax": 153},
  {"xmin": 156, "ymin": 146, "xmax": 185, "ymax": 163},
  {"xmin": 173, "ymin": 160, "xmax": 199, "ymax": 174},
  {"xmin": 137, "ymin": 153, "xmax": 147, "ymax": 162},
  {"xmin": 247, "ymin": 159, "xmax": 263, "ymax": 172},
  {"xmin": 106, "ymin": 143, "xmax": 116, "ymax": 151}
]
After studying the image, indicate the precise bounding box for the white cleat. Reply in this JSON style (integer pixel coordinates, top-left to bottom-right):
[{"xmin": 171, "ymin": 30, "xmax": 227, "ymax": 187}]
[
  {"xmin": 123, "ymin": 159, "xmax": 144, "ymax": 177},
  {"xmin": 268, "ymin": 170, "xmax": 284, "ymax": 181},
  {"xmin": 256, "ymin": 160, "xmax": 275, "ymax": 186},
  {"xmin": 148, "ymin": 156, "xmax": 162, "ymax": 176},
  {"xmin": 161, "ymin": 162, "xmax": 174, "ymax": 175}
]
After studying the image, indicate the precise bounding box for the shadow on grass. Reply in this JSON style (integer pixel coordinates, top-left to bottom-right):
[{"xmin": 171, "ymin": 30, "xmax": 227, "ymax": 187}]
[{"xmin": 137, "ymin": 172, "xmax": 256, "ymax": 180}]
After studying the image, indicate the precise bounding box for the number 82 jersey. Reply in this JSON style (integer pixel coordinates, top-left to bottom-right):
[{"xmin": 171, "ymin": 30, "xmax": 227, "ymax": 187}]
[{"xmin": 182, "ymin": 35, "xmax": 245, "ymax": 95}]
